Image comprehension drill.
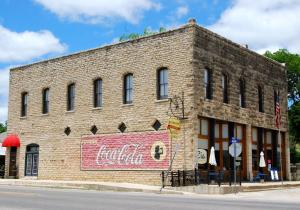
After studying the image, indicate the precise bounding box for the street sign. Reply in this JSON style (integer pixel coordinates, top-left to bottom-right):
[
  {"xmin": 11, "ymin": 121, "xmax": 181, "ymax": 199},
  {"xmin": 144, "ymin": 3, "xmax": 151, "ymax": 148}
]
[
  {"xmin": 167, "ymin": 117, "xmax": 181, "ymax": 139},
  {"xmin": 230, "ymin": 137, "xmax": 240, "ymax": 144},
  {"xmin": 229, "ymin": 143, "xmax": 242, "ymax": 157},
  {"xmin": 229, "ymin": 137, "xmax": 242, "ymax": 194}
]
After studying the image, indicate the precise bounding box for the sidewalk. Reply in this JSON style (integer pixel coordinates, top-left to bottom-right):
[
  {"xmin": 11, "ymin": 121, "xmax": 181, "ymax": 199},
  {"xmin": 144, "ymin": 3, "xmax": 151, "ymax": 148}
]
[{"xmin": 0, "ymin": 179, "xmax": 299, "ymax": 195}]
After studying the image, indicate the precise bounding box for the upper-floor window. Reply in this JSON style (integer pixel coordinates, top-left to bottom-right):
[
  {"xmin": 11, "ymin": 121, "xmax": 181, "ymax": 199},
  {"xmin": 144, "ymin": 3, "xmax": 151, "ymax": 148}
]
[
  {"xmin": 239, "ymin": 79, "xmax": 246, "ymax": 108},
  {"xmin": 204, "ymin": 68, "xmax": 212, "ymax": 99},
  {"xmin": 222, "ymin": 73, "xmax": 228, "ymax": 103},
  {"xmin": 124, "ymin": 74, "xmax": 133, "ymax": 104},
  {"xmin": 94, "ymin": 79, "xmax": 103, "ymax": 107},
  {"xmin": 67, "ymin": 83, "xmax": 75, "ymax": 111},
  {"xmin": 157, "ymin": 68, "xmax": 168, "ymax": 100},
  {"xmin": 42, "ymin": 88, "xmax": 49, "ymax": 114},
  {"xmin": 21, "ymin": 92, "xmax": 28, "ymax": 117},
  {"xmin": 258, "ymin": 85, "xmax": 264, "ymax": 112}
]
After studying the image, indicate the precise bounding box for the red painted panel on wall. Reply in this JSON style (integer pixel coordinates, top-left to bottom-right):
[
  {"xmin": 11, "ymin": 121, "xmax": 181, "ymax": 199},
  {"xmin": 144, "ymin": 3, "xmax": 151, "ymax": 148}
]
[{"xmin": 81, "ymin": 131, "xmax": 170, "ymax": 170}]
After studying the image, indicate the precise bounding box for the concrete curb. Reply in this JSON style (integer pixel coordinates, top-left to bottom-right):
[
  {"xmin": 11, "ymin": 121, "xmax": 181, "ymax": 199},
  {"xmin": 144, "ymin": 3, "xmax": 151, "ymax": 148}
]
[{"xmin": 0, "ymin": 179, "xmax": 183, "ymax": 195}]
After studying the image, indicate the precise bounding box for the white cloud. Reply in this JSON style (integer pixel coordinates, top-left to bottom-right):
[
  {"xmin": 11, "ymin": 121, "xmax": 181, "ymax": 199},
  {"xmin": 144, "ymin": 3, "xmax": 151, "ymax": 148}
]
[
  {"xmin": 34, "ymin": 0, "xmax": 161, "ymax": 24},
  {"xmin": 0, "ymin": 25, "xmax": 66, "ymax": 123},
  {"xmin": 0, "ymin": 67, "xmax": 9, "ymax": 123},
  {"xmin": 0, "ymin": 25, "xmax": 66, "ymax": 63},
  {"xmin": 176, "ymin": 6, "xmax": 189, "ymax": 19},
  {"xmin": 208, "ymin": 0, "xmax": 300, "ymax": 53}
]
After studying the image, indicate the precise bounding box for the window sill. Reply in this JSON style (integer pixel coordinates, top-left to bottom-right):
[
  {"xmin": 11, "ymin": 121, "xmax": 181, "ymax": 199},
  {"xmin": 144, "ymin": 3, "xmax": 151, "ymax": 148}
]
[
  {"xmin": 92, "ymin": 107, "xmax": 103, "ymax": 111},
  {"xmin": 20, "ymin": 116, "xmax": 27, "ymax": 120},
  {"xmin": 121, "ymin": 103, "xmax": 134, "ymax": 107},
  {"xmin": 65, "ymin": 110, "xmax": 75, "ymax": 114},
  {"xmin": 41, "ymin": 113, "xmax": 49, "ymax": 117},
  {"xmin": 155, "ymin": 99, "xmax": 169, "ymax": 103}
]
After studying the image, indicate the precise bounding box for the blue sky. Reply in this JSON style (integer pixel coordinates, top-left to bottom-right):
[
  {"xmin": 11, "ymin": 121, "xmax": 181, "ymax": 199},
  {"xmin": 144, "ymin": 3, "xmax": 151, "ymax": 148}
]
[{"xmin": 0, "ymin": 0, "xmax": 300, "ymax": 123}]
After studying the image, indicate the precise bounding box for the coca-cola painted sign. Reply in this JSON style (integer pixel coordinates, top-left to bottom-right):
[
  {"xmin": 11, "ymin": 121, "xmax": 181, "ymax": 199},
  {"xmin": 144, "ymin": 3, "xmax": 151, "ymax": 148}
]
[{"xmin": 81, "ymin": 132, "xmax": 170, "ymax": 170}]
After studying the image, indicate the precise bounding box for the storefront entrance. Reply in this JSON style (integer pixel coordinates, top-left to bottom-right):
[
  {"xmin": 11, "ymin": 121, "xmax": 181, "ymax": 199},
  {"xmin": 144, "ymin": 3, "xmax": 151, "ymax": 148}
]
[
  {"xmin": 25, "ymin": 144, "xmax": 39, "ymax": 176},
  {"xmin": 9, "ymin": 147, "xmax": 17, "ymax": 177},
  {"xmin": 198, "ymin": 118, "xmax": 247, "ymax": 179}
]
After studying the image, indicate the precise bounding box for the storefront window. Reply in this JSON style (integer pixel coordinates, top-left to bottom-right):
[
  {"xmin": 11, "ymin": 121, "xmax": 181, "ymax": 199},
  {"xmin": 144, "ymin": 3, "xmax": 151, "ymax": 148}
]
[
  {"xmin": 201, "ymin": 119, "xmax": 208, "ymax": 136},
  {"xmin": 252, "ymin": 128, "xmax": 258, "ymax": 171}
]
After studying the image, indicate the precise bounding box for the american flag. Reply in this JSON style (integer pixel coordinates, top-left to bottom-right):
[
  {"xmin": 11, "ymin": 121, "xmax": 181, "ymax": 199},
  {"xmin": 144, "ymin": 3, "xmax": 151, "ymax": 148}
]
[{"xmin": 275, "ymin": 91, "xmax": 282, "ymax": 129}]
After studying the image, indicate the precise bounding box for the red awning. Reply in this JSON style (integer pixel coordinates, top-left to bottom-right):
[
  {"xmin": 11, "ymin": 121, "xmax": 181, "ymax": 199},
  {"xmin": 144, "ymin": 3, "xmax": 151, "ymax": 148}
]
[{"xmin": 2, "ymin": 135, "xmax": 20, "ymax": 147}]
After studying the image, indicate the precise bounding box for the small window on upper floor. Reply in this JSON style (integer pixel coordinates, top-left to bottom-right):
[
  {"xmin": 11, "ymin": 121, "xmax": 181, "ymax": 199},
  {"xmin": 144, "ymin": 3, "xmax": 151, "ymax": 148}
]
[
  {"xmin": 204, "ymin": 68, "xmax": 213, "ymax": 99},
  {"xmin": 42, "ymin": 88, "xmax": 49, "ymax": 114},
  {"xmin": 21, "ymin": 92, "xmax": 28, "ymax": 117},
  {"xmin": 67, "ymin": 83, "xmax": 75, "ymax": 111},
  {"xmin": 258, "ymin": 85, "xmax": 264, "ymax": 113},
  {"xmin": 239, "ymin": 79, "xmax": 246, "ymax": 108},
  {"xmin": 94, "ymin": 79, "xmax": 103, "ymax": 107},
  {"xmin": 222, "ymin": 73, "xmax": 229, "ymax": 103},
  {"xmin": 124, "ymin": 74, "xmax": 133, "ymax": 104},
  {"xmin": 157, "ymin": 68, "xmax": 168, "ymax": 100}
]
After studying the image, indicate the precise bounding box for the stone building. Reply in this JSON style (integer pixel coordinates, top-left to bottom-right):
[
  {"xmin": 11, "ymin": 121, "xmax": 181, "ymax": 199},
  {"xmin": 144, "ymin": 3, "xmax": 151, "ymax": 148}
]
[{"xmin": 3, "ymin": 19, "xmax": 290, "ymax": 184}]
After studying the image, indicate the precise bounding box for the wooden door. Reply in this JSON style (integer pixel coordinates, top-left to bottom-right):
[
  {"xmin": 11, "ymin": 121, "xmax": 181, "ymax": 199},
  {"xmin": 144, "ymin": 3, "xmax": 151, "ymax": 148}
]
[{"xmin": 9, "ymin": 147, "xmax": 17, "ymax": 177}]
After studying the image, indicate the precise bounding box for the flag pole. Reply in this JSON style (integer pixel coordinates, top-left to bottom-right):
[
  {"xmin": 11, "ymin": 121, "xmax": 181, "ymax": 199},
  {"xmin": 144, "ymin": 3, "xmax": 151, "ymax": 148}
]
[{"xmin": 278, "ymin": 128, "xmax": 284, "ymax": 185}]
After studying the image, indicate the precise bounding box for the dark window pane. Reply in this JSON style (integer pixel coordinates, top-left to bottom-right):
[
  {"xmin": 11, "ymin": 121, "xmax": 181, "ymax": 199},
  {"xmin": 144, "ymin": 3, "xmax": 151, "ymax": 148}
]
[
  {"xmin": 239, "ymin": 79, "xmax": 246, "ymax": 108},
  {"xmin": 158, "ymin": 69, "xmax": 168, "ymax": 99},
  {"xmin": 21, "ymin": 92, "xmax": 28, "ymax": 117},
  {"xmin": 67, "ymin": 84, "xmax": 75, "ymax": 111},
  {"xmin": 222, "ymin": 74, "xmax": 228, "ymax": 103},
  {"xmin": 124, "ymin": 74, "xmax": 133, "ymax": 104},
  {"xmin": 204, "ymin": 68, "xmax": 212, "ymax": 99},
  {"xmin": 42, "ymin": 88, "xmax": 49, "ymax": 114},
  {"xmin": 94, "ymin": 79, "xmax": 102, "ymax": 107}
]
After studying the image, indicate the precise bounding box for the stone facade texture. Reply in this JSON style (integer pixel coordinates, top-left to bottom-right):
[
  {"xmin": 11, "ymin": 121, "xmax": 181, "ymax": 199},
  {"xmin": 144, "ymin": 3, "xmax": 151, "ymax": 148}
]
[{"xmin": 6, "ymin": 21, "xmax": 289, "ymax": 184}]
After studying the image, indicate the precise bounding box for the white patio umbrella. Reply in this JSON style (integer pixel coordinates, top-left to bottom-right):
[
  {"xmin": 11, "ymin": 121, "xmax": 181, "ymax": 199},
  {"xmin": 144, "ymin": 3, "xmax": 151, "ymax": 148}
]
[
  {"xmin": 259, "ymin": 151, "xmax": 266, "ymax": 167},
  {"xmin": 209, "ymin": 146, "xmax": 217, "ymax": 166}
]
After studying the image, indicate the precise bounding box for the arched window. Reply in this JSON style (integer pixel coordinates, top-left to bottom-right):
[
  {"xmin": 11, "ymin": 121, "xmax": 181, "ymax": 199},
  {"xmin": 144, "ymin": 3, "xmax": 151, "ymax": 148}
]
[
  {"xmin": 258, "ymin": 85, "xmax": 264, "ymax": 112},
  {"xmin": 25, "ymin": 144, "xmax": 39, "ymax": 176},
  {"xmin": 42, "ymin": 88, "xmax": 49, "ymax": 114},
  {"xmin": 94, "ymin": 79, "xmax": 102, "ymax": 107},
  {"xmin": 204, "ymin": 68, "xmax": 212, "ymax": 99},
  {"xmin": 239, "ymin": 79, "xmax": 246, "ymax": 108},
  {"xmin": 222, "ymin": 73, "xmax": 228, "ymax": 103},
  {"xmin": 67, "ymin": 83, "xmax": 75, "ymax": 111},
  {"xmin": 157, "ymin": 68, "xmax": 168, "ymax": 100},
  {"xmin": 124, "ymin": 74, "xmax": 133, "ymax": 104},
  {"xmin": 21, "ymin": 92, "xmax": 28, "ymax": 117}
]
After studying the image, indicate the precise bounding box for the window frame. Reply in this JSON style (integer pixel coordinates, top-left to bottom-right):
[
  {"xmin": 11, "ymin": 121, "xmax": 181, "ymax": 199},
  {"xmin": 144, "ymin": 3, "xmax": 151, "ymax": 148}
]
[
  {"xmin": 239, "ymin": 78, "xmax": 246, "ymax": 108},
  {"xmin": 157, "ymin": 68, "xmax": 168, "ymax": 100},
  {"xmin": 42, "ymin": 88, "xmax": 50, "ymax": 114},
  {"xmin": 123, "ymin": 73, "xmax": 133, "ymax": 104},
  {"xmin": 21, "ymin": 92, "xmax": 28, "ymax": 117},
  {"xmin": 67, "ymin": 83, "xmax": 75, "ymax": 111},
  {"xmin": 221, "ymin": 73, "xmax": 229, "ymax": 103},
  {"xmin": 94, "ymin": 78, "xmax": 103, "ymax": 107},
  {"xmin": 204, "ymin": 68, "xmax": 213, "ymax": 99}
]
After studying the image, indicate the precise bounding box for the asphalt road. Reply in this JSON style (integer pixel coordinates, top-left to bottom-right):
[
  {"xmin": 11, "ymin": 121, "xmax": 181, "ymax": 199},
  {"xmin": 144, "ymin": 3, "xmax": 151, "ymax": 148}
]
[{"xmin": 0, "ymin": 185, "xmax": 299, "ymax": 210}]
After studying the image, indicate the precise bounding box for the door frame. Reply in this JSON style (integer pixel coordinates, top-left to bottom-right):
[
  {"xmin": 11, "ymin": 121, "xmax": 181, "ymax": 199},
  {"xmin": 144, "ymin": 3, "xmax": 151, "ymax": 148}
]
[{"xmin": 24, "ymin": 144, "xmax": 39, "ymax": 176}]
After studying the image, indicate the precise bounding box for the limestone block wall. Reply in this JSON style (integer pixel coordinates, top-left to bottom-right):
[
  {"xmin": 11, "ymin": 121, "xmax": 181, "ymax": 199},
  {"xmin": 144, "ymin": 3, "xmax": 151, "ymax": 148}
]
[
  {"xmin": 192, "ymin": 25, "xmax": 288, "ymax": 130},
  {"xmin": 7, "ymin": 24, "xmax": 197, "ymax": 185}
]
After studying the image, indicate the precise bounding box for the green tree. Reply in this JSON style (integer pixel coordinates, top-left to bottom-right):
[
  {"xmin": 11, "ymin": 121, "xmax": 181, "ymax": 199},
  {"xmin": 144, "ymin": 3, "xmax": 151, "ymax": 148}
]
[
  {"xmin": 0, "ymin": 121, "xmax": 7, "ymax": 133},
  {"xmin": 264, "ymin": 49, "xmax": 300, "ymax": 162},
  {"xmin": 264, "ymin": 49, "xmax": 300, "ymax": 104},
  {"xmin": 119, "ymin": 27, "xmax": 166, "ymax": 42}
]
